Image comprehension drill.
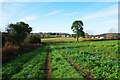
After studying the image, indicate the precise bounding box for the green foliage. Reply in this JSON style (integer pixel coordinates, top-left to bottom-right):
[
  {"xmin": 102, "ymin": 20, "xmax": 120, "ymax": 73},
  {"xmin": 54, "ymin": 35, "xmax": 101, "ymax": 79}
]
[
  {"xmin": 50, "ymin": 50, "xmax": 83, "ymax": 78},
  {"xmin": 71, "ymin": 20, "xmax": 85, "ymax": 41},
  {"xmin": 24, "ymin": 34, "xmax": 41, "ymax": 44},
  {"xmin": 2, "ymin": 32, "xmax": 7, "ymax": 47},
  {"xmin": 50, "ymin": 40, "xmax": 120, "ymax": 79},
  {"xmin": 2, "ymin": 46, "xmax": 48, "ymax": 79},
  {"xmin": 6, "ymin": 22, "xmax": 32, "ymax": 45},
  {"xmin": 3, "ymin": 40, "xmax": 120, "ymax": 79}
]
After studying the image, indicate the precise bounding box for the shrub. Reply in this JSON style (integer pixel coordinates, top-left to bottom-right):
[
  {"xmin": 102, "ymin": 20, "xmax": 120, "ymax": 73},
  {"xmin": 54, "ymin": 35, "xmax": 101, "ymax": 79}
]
[
  {"xmin": 18, "ymin": 44, "xmax": 42, "ymax": 53},
  {"xmin": 24, "ymin": 34, "xmax": 41, "ymax": 44},
  {"xmin": 2, "ymin": 42, "xmax": 19, "ymax": 62},
  {"xmin": 2, "ymin": 32, "xmax": 7, "ymax": 47}
]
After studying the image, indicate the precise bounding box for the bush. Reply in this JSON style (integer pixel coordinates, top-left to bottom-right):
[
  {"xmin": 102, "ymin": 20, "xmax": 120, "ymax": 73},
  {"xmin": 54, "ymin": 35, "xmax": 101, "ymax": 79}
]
[
  {"xmin": 24, "ymin": 34, "xmax": 41, "ymax": 44},
  {"xmin": 2, "ymin": 42, "xmax": 19, "ymax": 62},
  {"xmin": 18, "ymin": 44, "xmax": 42, "ymax": 53},
  {"xmin": 2, "ymin": 32, "xmax": 7, "ymax": 47}
]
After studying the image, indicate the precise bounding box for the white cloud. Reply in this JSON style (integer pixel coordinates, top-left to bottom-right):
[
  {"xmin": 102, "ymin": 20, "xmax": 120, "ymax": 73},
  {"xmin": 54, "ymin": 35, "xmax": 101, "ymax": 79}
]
[
  {"xmin": 45, "ymin": 10, "xmax": 62, "ymax": 17},
  {"xmin": 79, "ymin": 4, "xmax": 118, "ymax": 35},
  {"xmin": 65, "ymin": 12, "xmax": 79, "ymax": 16},
  {"xmin": 80, "ymin": 4, "xmax": 118, "ymax": 20},
  {"xmin": 102, "ymin": 19, "xmax": 118, "ymax": 24},
  {"xmin": 0, "ymin": 0, "xmax": 3, "ymax": 2},
  {"xmin": 19, "ymin": 16, "xmax": 37, "ymax": 22}
]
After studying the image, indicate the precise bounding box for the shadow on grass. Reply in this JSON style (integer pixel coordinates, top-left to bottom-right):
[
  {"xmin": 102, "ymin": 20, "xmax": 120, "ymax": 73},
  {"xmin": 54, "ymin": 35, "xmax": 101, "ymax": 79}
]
[{"xmin": 2, "ymin": 45, "xmax": 49, "ymax": 79}]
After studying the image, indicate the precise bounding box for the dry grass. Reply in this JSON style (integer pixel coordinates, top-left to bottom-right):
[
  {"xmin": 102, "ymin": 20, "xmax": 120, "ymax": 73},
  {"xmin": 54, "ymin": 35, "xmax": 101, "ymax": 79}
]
[
  {"xmin": 41, "ymin": 37, "xmax": 106, "ymax": 43},
  {"xmin": 41, "ymin": 37, "xmax": 85, "ymax": 42}
]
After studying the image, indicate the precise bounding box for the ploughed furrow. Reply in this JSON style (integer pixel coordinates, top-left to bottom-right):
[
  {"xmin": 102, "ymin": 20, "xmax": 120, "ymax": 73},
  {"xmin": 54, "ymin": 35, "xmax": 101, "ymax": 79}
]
[
  {"xmin": 60, "ymin": 52, "xmax": 94, "ymax": 80},
  {"xmin": 46, "ymin": 49, "xmax": 51, "ymax": 80}
]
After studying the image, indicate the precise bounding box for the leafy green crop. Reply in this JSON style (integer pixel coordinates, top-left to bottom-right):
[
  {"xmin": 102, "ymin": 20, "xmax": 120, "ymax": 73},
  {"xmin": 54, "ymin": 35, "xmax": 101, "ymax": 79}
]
[
  {"xmin": 2, "ymin": 46, "xmax": 48, "ymax": 79},
  {"xmin": 50, "ymin": 40, "xmax": 120, "ymax": 79},
  {"xmin": 3, "ymin": 40, "xmax": 120, "ymax": 79},
  {"xmin": 50, "ymin": 50, "xmax": 84, "ymax": 78}
]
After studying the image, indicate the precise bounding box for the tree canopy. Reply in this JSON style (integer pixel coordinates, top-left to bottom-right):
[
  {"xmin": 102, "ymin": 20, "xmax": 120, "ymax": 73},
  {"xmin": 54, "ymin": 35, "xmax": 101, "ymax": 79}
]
[
  {"xmin": 6, "ymin": 22, "xmax": 32, "ymax": 45},
  {"xmin": 71, "ymin": 20, "xmax": 85, "ymax": 41}
]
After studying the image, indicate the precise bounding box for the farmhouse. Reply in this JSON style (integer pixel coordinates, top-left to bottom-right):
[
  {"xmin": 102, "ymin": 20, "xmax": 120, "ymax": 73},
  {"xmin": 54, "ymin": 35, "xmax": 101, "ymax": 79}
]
[{"xmin": 90, "ymin": 33, "xmax": 120, "ymax": 40}]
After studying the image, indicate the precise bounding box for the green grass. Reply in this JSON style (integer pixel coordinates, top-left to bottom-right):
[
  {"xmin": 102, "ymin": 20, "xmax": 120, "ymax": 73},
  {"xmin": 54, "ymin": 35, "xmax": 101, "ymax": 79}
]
[{"xmin": 2, "ymin": 46, "xmax": 48, "ymax": 79}]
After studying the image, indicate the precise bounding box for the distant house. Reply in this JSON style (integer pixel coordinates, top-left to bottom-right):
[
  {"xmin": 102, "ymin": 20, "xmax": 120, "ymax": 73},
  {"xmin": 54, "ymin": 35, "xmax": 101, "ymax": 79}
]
[
  {"xmin": 95, "ymin": 36, "xmax": 99, "ymax": 39},
  {"xmin": 99, "ymin": 36, "xmax": 104, "ymax": 39},
  {"xmin": 91, "ymin": 36, "xmax": 94, "ymax": 39},
  {"xmin": 90, "ymin": 35, "xmax": 105, "ymax": 39},
  {"xmin": 61, "ymin": 33, "xmax": 70, "ymax": 37},
  {"xmin": 90, "ymin": 33, "xmax": 120, "ymax": 40}
]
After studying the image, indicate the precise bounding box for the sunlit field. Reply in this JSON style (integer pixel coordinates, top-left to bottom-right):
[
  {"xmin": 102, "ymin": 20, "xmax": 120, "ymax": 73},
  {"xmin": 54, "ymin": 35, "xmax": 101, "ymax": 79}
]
[{"xmin": 3, "ymin": 40, "xmax": 120, "ymax": 79}]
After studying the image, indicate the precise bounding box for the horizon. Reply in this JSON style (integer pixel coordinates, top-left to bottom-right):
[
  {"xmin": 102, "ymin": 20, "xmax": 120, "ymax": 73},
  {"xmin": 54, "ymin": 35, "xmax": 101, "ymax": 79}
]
[
  {"xmin": 30, "ymin": 32, "xmax": 120, "ymax": 36},
  {"xmin": 0, "ymin": 2, "xmax": 118, "ymax": 35}
]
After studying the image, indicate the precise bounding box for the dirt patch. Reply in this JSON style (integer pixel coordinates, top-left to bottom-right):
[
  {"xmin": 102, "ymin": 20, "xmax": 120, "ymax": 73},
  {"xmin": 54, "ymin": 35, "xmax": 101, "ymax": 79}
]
[{"xmin": 46, "ymin": 49, "xmax": 51, "ymax": 80}]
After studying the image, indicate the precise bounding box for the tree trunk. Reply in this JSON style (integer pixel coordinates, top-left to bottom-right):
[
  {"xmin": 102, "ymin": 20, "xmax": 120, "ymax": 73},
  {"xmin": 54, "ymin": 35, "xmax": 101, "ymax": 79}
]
[{"xmin": 76, "ymin": 37, "xmax": 79, "ymax": 42}]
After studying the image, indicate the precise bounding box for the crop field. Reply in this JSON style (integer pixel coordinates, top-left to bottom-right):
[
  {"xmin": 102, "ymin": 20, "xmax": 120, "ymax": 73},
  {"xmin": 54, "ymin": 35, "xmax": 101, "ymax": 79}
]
[
  {"xmin": 2, "ymin": 46, "xmax": 48, "ymax": 79},
  {"xmin": 49, "ymin": 40, "xmax": 120, "ymax": 79},
  {"xmin": 2, "ymin": 40, "xmax": 120, "ymax": 79}
]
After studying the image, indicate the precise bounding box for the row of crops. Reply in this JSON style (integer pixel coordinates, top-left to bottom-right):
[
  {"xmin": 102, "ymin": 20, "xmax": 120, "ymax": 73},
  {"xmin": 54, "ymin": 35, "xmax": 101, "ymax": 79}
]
[
  {"xmin": 50, "ymin": 50, "xmax": 84, "ymax": 78},
  {"xmin": 2, "ymin": 40, "xmax": 120, "ymax": 79},
  {"xmin": 2, "ymin": 46, "xmax": 48, "ymax": 79},
  {"xmin": 49, "ymin": 40, "xmax": 120, "ymax": 79}
]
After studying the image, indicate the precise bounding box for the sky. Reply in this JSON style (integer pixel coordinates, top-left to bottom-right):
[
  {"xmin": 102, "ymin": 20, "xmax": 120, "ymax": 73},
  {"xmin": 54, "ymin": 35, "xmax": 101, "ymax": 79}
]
[{"xmin": 0, "ymin": 1, "xmax": 119, "ymax": 35}]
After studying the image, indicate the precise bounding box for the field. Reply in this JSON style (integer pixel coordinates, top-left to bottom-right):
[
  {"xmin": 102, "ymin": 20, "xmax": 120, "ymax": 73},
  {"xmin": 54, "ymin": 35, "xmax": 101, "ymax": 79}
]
[
  {"xmin": 41, "ymin": 37, "xmax": 77, "ymax": 42},
  {"xmin": 2, "ymin": 40, "xmax": 120, "ymax": 79},
  {"xmin": 2, "ymin": 46, "xmax": 48, "ymax": 79},
  {"xmin": 49, "ymin": 40, "xmax": 120, "ymax": 79}
]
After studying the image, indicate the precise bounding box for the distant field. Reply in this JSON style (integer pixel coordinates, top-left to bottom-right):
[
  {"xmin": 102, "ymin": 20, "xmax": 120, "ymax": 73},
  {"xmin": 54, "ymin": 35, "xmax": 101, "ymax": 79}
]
[
  {"xmin": 41, "ymin": 37, "xmax": 115, "ymax": 43},
  {"xmin": 41, "ymin": 37, "xmax": 98, "ymax": 42},
  {"xmin": 41, "ymin": 37, "xmax": 77, "ymax": 42}
]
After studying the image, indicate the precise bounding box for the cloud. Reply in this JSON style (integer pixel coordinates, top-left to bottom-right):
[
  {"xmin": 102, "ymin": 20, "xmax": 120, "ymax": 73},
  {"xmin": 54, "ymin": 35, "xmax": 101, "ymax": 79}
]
[
  {"xmin": 80, "ymin": 4, "xmax": 118, "ymax": 20},
  {"xmin": 45, "ymin": 10, "xmax": 62, "ymax": 17},
  {"xmin": 0, "ymin": 0, "xmax": 3, "ymax": 2},
  {"xmin": 102, "ymin": 19, "xmax": 118, "ymax": 24},
  {"xmin": 65, "ymin": 12, "xmax": 79, "ymax": 16},
  {"xmin": 19, "ymin": 16, "xmax": 37, "ymax": 22}
]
